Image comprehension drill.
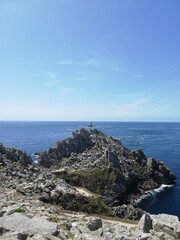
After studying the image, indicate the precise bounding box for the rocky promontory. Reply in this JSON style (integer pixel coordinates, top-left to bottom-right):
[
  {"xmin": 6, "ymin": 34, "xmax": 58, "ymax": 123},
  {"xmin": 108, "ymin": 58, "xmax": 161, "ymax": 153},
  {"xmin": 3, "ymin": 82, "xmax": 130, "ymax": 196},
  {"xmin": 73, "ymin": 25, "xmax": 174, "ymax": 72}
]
[
  {"xmin": 0, "ymin": 128, "xmax": 178, "ymax": 239},
  {"xmin": 38, "ymin": 128, "xmax": 176, "ymax": 207}
]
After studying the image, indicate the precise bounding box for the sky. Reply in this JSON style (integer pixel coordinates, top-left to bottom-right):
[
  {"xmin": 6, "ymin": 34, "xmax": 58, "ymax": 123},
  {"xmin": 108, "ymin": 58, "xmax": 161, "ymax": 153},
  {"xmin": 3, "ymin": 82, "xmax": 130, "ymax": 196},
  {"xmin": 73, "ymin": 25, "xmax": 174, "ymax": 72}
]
[{"xmin": 0, "ymin": 0, "xmax": 180, "ymax": 121}]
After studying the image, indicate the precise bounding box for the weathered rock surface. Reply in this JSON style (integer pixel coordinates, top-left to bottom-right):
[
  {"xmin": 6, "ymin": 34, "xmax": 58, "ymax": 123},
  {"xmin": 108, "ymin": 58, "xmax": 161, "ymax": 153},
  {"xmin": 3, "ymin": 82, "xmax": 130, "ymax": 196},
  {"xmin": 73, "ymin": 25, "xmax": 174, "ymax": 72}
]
[
  {"xmin": 0, "ymin": 204, "xmax": 180, "ymax": 240},
  {"xmin": 0, "ymin": 212, "xmax": 58, "ymax": 238},
  {"xmin": 0, "ymin": 143, "xmax": 32, "ymax": 166},
  {"xmin": 86, "ymin": 218, "xmax": 103, "ymax": 231},
  {"xmin": 137, "ymin": 213, "xmax": 180, "ymax": 239},
  {"xmin": 0, "ymin": 128, "xmax": 178, "ymax": 239},
  {"xmin": 38, "ymin": 128, "xmax": 94, "ymax": 168},
  {"xmin": 113, "ymin": 204, "xmax": 144, "ymax": 220},
  {"xmin": 38, "ymin": 128, "xmax": 176, "ymax": 208}
]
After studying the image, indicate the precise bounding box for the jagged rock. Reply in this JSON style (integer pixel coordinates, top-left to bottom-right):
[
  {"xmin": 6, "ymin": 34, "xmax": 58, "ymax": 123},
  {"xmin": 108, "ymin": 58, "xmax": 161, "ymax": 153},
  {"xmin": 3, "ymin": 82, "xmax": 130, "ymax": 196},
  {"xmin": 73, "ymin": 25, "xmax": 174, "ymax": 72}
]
[
  {"xmin": 0, "ymin": 210, "xmax": 6, "ymax": 217},
  {"xmin": 138, "ymin": 213, "xmax": 152, "ymax": 233},
  {"xmin": 39, "ymin": 193, "xmax": 52, "ymax": 203},
  {"xmin": 147, "ymin": 158, "xmax": 176, "ymax": 185},
  {"xmin": 38, "ymin": 128, "xmax": 94, "ymax": 167},
  {"xmin": 151, "ymin": 214, "xmax": 180, "ymax": 239},
  {"xmin": 0, "ymin": 128, "xmax": 178, "ymax": 240},
  {"xmin": 0, "ymin": 196, "xmax": 180, "ymax": 239},
  {"xmin": 86, "ymin": 218, "xmax": 102, "ymax": 231},
  {"xmin": 113, "ymin": 204, "xmax": 144, "ymax": 220},
  {"xmin": 0, "ymin": 144, "xmax": 32, "ymax": 166},
  {"xmin": 44, "ymin": 182, "xmax": 114, "ymax": 216},
  {"xmin": 17, "ymin": 232, "xmax": 28, "ymax": 240},
  {"xmin": 75, "ymin": 234, "xmax": 102, "ymax": 240},
  {"xmin": 107, "ymin": 151, "xmax": 120, "ymax": 168},
  {"xmin": 37, "ymin": 129, "xmax": 176, "ymax": 210}
]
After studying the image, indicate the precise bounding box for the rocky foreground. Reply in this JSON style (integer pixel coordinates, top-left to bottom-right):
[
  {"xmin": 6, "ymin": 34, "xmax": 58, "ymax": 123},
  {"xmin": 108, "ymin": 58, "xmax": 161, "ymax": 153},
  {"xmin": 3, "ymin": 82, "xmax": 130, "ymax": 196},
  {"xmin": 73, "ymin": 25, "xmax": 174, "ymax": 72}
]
[{"xmin": 0, "ymin": 128, "xmax": 179, "ymax": 239}]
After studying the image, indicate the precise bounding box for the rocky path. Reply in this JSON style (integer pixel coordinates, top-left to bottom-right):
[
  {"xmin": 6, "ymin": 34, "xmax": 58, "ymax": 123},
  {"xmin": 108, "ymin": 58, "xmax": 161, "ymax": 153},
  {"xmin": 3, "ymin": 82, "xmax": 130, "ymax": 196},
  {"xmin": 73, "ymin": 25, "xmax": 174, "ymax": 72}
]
[
  {"xmin": 0, "ymin": 191, "xmax": 138, "ymax": 240},
  {"xmin": 1, "ymin": 179, "xmax": 180, "ymax": 239}
]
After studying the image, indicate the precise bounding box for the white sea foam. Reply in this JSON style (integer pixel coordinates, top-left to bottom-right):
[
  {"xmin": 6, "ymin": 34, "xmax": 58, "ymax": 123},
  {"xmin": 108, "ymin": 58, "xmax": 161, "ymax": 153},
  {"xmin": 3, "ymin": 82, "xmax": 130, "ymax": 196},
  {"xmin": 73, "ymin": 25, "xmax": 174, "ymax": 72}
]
[
  {"xmin": 150, "ymin": 184, "xmax": 173, "ymax": 194},
  {"xmin": 31, "ymin": 153, "xmax": 39, "ymax": 162},
  {"xmin": 31, "ymin": 153, "xmax": 39, "ymax": 158},
  {"xmin": 136, "ymin": 184, "xmax": 174, "ymax": 204}
]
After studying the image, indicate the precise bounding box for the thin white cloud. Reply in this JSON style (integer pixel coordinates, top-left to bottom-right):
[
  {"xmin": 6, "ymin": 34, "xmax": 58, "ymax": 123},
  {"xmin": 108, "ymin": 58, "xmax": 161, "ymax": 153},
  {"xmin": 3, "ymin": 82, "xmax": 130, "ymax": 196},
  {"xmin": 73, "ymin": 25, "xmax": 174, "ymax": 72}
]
[
  {"xmin": 56, "ymin": 58, "xmax": 97, "ymax": 65},
  {"xmin": 102, "ymin": 92, "xmax": 146, "ymax": 98},
  {"xmin": 45, "ymin": 79, "xmax": 61, "ymax": 87},
  {"xmin": 73, "ymin": 77, "xmax": 89, "ymax": 82},
  {"xmin": 42, "ymin": 72, "xmax": 61, "ymax": 88},
  {"xmin": 73, "ymin": 69, "xmax": 101, "ymax": 83},
  {"xmin": 108, "ymin": 66, "xmax": 122, "ymax": 72},
  {"xmin": 113, "ymin": 100, "xmax": 147, "ymax": 117},
  {"xmin": 25, "ymin": 73, "xmax": 40, "ymax": 78},
  {"xmin": 43, "ymin": 74, "xmax": 75, "ymax": 94},
  {"xmin": 44, "ymin": 72, "xmax": 58, "ymax": 79},
  {"xmin": 25, "ymin": 61, "xmax": 45, "ymax": 66},
  {"xmin": 58, "ymin": 86, "xmax": 74, "ymax": 94},
  {"xmin": 111, "ymin": 97, "xmax": 180, "ymax": 121}
]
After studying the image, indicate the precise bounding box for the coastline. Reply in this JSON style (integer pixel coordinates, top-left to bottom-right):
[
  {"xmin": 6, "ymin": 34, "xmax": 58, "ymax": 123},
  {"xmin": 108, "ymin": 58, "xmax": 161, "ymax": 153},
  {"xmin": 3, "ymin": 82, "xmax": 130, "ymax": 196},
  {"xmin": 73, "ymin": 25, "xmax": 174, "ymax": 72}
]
[
  {"xmin": 0, "ymin": 127, "xmax": 179, "ymax": 239},
  {"xmin": 136, "ymin": 184, "xmax": 174, "ymax": 205}
]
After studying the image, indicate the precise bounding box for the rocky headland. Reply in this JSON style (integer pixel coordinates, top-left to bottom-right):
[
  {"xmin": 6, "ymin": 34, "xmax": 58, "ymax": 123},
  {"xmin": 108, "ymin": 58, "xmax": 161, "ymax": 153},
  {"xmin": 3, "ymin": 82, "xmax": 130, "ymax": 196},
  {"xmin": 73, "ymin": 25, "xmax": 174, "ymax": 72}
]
[{"xmin": 0, "ymin": 128, "xmax": 179, "ymax": 239}]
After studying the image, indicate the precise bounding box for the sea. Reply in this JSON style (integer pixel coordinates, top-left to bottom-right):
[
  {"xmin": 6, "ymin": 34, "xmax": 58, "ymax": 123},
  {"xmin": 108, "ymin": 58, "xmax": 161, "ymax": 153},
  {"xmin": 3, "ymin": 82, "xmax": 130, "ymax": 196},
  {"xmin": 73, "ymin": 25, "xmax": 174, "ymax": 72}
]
[{"xmin": 0, "ymin": 121, "xmax": 180, "ymax": 218}]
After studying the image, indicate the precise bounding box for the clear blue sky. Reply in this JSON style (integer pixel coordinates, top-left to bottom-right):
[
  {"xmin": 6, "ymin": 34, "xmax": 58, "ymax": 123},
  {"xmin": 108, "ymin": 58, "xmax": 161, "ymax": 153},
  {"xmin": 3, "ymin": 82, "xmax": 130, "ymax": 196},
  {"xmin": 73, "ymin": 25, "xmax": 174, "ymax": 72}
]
[{"xmin": 1, "ymin": 0, "xmax": 180, "ymax": 121}]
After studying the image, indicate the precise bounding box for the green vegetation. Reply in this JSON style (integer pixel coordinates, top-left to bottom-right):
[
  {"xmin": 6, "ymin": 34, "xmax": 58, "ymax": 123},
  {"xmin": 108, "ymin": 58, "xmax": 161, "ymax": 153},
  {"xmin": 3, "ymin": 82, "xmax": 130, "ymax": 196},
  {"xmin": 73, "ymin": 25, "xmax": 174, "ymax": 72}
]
[
  {"xmin": 58, "ymin": 224, "xmax": 74, "ymax": 240},
  {"xmin": 53, "ymin": 167, "xmax": 125, "ymax": 216},
  {"xmin": 58, "ymin": 167, "xmax": 118, "ymax": 194},
  {"xmin": 48, "ymin": 217, "xmax": 60, "ymax": 223},
  {"xmin": 13, "ymin": 208, "xmax": 25, "ymax": 213},
  {"xmin": 57, "ymin": 193, "xmax": 114, "ymax": 216}
]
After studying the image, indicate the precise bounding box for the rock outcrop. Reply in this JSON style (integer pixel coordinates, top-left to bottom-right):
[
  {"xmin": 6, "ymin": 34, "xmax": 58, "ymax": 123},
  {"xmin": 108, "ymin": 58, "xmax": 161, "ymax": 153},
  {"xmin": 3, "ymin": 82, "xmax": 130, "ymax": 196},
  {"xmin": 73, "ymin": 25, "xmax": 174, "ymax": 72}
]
[
  {"xmin": 38, "ymin": 128, "xmax": 94, "ymax": 168},
  {"xmin": 0, "ymin": 128, "xmax": 178, "ymax": 239},
  {"xmin": 38, "ymin": 128, "xmax": 176, "ymax": 208},
  {"xmin": 0, "ymin": 212, "xmax": 58, "ymax": 239},
  {"xmin": 0, "ymin": 204, "xmax": 180, "ymax": 239},
  {"xmin": 137, "ymin": 213, "xmax": 180, "ymax": 239},
  {"xmin": 0, "ymin": 143, "xmax": 32, "ymax": 166}
]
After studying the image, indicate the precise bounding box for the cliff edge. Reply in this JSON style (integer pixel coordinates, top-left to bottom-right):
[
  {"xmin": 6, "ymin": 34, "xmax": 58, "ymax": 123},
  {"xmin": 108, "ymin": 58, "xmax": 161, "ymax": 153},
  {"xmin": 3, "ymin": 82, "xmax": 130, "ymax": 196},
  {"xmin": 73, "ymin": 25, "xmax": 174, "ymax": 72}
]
[
  {"xmin": 0, "ymin": 128, "xmax": 178, "ymax": 239},
  {"xmin": 38, "ymin": 128, "xmax": 176, "ymax": 207}
]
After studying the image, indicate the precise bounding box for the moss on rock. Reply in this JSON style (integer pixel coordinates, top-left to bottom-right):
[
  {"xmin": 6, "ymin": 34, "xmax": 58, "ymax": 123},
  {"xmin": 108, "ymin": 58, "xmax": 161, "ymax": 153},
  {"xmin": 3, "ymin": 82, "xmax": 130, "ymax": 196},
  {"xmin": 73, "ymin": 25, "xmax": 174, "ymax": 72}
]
[
  {"xmin": 56, "ymin": 167, "xmax": 119, "ymax": 194},
  {"xmin": 57, "ymin": 193, "xmax": 114, "ymax": 216}
]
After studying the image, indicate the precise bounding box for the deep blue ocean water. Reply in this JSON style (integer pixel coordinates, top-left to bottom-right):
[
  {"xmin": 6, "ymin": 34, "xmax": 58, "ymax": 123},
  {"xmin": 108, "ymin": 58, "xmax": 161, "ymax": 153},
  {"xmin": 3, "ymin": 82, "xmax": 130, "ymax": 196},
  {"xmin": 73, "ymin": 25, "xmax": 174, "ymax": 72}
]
[{"xmin": 0, "ymin": 121, "xmax": 180, "ymax": 217}]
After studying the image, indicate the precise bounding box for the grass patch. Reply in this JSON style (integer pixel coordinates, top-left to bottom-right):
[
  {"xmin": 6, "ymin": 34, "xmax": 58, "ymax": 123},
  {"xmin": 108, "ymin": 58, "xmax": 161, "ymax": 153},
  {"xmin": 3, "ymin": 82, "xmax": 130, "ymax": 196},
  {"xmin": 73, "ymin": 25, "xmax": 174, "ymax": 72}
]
[
  {"xmin": 14, "ymin": 208, "xmax": 25, "ymax": 213},
  {"xmin": 57, "ymin": 193, "xmax": 114, "ymax": 217},
  {"xmin": 91, "ymin": 213, "xmax": 138, "ymax": 225},
  {"xmin": 48, "ymin": 217, "xmax": 60, "ymax": 223},
  {"xmin": 58, "ymin": 225, "xmax": 74, "ymax": 240},
  {"xmin": 56, "ymin": 167, "xmax": 118, "ymax": 194}
]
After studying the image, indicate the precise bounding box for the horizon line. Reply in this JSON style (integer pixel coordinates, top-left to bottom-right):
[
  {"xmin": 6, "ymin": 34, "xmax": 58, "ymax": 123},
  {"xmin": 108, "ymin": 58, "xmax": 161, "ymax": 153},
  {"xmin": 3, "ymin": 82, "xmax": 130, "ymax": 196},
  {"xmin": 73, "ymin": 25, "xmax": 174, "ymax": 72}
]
[{"xmin": 0, "ymin": 120, "xmax": 180, "ymax": 123}]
